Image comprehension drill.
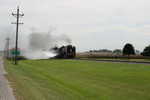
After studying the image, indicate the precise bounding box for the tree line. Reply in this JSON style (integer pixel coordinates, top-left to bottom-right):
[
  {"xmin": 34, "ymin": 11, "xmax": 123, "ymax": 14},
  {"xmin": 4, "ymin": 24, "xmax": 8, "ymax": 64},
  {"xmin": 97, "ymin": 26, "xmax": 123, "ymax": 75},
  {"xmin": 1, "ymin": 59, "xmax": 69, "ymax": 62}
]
[
  {"xmin": 123, "ymin": 43, "xmax": 150, "ymax": 58},
  {"xmin": 89, "ymin": 43, "xmax": 150, "ymax": 58}
]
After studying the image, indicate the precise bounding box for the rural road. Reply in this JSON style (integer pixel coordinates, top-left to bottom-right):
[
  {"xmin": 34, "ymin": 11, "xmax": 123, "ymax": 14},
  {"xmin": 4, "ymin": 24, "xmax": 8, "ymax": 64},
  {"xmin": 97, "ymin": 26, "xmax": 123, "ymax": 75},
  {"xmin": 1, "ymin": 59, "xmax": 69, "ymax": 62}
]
[{"xmin": 0, "ymin": 57, "xmax": 15, "ymax": 100}]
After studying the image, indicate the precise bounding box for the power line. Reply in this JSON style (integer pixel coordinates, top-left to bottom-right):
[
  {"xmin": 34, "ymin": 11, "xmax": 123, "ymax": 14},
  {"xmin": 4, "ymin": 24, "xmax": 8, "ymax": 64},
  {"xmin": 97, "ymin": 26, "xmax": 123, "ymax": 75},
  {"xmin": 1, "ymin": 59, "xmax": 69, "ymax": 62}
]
[
  {"xmin": 12, "ymin": 6, "xmax": 24, "ymax": 65},
  {"xmin": 13, "ymin": 0, "xmax": 20, "ymax": 12},
  {"xmin": 22, "ymin": 0, "xmax": 37, "ymax": 13},
  {"xmin": 23, "ymin": 0, "xmax": 41, "ymax": 18},
  {"xmin": 12, "ymin": 0, "xmax": 41, "ymax": 19}
]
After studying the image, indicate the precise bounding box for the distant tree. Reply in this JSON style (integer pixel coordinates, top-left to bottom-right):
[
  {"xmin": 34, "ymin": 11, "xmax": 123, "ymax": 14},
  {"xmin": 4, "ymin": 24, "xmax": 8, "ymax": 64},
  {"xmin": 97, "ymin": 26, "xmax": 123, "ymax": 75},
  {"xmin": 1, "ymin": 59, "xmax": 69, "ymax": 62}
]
[
  {"xmin": 122, "ymin": 43, "xmax": 135, "ymax": 59},
  {"xmin": 141, "ymin": 45, "xmax": 150, "ymax": 56},
  {"xmin": 89, "ymin": 50, "xmax": 93, "ymax": 52},
  {"xmin": 113, "ymin": 49, "xmax": 122, "ymax": 53}
]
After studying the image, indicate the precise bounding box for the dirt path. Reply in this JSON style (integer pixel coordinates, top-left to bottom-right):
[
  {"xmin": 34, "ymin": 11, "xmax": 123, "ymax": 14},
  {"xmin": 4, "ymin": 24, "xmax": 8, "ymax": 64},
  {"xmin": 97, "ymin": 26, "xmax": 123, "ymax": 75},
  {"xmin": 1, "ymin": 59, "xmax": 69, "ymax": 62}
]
[{"xmin": 0, "ymin": 57, "xmax": 15, "ymax": 100}]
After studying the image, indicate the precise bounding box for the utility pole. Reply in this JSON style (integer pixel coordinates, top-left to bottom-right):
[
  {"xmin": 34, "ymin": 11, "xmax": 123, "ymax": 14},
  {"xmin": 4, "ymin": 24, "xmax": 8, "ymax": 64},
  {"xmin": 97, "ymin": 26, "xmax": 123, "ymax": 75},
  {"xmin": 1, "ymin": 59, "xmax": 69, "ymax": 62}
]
[
  {"xmin": 12, "ymin": 6, "xmax": 24, "ymax": 65},
  {"xmin": 4, "ymin": 45, "xmax": 7, "ymax": 58},
  {"xmin": 5, "ymin": 36, "xmax": 11, "ymax": 59}
]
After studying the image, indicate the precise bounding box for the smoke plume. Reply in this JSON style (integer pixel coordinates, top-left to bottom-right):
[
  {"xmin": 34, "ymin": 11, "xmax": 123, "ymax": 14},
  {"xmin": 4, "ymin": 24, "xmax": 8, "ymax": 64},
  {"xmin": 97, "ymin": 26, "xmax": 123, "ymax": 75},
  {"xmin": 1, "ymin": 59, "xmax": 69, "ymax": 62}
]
[
  {"xmin": 0, "ymin": 26, "xmax": 72, "ymax": 59},
  {"xmin": 21, "ymin": 31, "xmax": 72, "ymax": 59}
]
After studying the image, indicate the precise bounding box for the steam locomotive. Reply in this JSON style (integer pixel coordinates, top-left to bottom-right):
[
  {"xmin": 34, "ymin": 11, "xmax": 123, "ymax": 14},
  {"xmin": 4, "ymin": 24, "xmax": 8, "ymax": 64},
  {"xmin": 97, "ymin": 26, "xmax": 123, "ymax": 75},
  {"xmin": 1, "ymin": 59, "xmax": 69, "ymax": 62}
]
[{"xmin": 52, "ymin": 45, "xmax": 76, "ymax": 58}]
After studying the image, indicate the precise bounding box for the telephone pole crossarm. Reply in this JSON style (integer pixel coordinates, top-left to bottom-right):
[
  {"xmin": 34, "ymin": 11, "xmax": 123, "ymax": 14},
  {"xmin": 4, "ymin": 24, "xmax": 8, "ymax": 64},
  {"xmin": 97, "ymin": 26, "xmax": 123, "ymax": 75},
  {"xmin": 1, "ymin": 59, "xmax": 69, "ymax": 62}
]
[{"xmin": 11, "ymin": 22, "xmax": 24, "ymax": 24}]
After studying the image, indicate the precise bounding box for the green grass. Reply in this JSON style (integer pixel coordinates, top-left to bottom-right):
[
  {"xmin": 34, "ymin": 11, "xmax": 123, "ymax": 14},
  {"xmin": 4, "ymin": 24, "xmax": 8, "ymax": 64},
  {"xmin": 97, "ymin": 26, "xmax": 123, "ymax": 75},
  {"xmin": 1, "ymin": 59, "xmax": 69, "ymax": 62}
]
[
  {"xmin": 76, "ymin": 58, "xmax": 150, "ymax": 62},
  {"xmin": 4, "ymin": 59, "xmax": 150, "ymax": 100}
]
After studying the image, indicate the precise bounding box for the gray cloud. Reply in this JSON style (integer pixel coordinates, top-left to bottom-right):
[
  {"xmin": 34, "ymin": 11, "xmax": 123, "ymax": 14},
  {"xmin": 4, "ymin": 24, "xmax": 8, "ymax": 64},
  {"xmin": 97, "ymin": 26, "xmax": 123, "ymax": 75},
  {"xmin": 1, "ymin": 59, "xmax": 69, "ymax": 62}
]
[{"xmin": 0, "ymin": 0, "xmax": 150, "ymax": 52}]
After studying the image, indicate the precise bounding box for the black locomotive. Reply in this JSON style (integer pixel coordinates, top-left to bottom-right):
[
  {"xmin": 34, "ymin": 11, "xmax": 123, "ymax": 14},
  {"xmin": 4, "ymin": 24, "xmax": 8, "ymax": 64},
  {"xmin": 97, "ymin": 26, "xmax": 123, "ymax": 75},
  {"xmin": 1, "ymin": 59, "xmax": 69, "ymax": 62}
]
[{"xmin": 52, "ymin": 45, "xmax": 76, "ymax": 58}]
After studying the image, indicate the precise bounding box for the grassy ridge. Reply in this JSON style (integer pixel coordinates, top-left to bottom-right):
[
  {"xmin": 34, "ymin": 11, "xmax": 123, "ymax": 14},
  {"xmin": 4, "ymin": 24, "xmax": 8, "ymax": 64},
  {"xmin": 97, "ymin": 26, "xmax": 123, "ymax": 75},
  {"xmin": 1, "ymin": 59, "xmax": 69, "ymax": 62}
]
[{"xmin": 4, "ymin": 59, "xmax": 150, "ymax": 100}]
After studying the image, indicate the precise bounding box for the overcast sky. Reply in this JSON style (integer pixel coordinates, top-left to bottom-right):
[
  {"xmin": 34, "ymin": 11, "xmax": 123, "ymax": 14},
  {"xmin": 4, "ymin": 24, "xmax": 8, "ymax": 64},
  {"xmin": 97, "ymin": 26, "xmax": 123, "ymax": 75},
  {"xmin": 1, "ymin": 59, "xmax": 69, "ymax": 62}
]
[{"xmin": 0, "ymin": 0, "xmax": 150, "ymax": 52}]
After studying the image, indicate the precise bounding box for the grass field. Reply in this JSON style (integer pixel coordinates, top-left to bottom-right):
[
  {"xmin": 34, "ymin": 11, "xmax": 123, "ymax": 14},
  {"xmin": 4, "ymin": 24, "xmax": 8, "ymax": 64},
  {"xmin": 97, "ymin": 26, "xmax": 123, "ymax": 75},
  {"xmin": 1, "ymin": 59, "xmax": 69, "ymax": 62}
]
[
  {"xmin": 4, "ymin": 59, "xmax": 150, "ymax": 100},
  {"xmin": 76, "ymin": 58, "xmax": 150, "ymax": 62}
]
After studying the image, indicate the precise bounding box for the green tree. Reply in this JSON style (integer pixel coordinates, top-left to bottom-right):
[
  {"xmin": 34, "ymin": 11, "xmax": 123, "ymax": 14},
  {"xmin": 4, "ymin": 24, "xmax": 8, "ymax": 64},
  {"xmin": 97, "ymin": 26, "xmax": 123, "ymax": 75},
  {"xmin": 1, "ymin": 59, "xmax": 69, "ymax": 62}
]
[
  {"xmin": 141, "ymin": 45, "xmax": 150, "ymax": 56},
  {"xmin": 122, "ymin": 43, "xmax": 135, "ymax": 59}
]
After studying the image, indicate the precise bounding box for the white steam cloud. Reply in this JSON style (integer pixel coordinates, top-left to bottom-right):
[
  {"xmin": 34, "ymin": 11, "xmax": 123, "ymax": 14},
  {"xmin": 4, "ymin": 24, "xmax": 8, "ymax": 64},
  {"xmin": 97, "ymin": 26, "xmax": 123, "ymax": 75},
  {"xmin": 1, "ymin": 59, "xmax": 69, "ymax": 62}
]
[
  {"xmin": 21, "ymin": 31, "xmax": 72, "ymax": 59},
  {"xmin": 0, "ymin": 27, "xmax": 72, "ymax": 60}
]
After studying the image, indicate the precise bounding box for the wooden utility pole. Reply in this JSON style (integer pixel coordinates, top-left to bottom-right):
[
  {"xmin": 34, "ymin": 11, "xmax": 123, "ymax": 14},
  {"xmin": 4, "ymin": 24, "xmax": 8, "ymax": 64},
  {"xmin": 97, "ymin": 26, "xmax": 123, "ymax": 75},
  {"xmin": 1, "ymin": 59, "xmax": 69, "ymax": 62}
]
[
  {"xmin": 5, "ymin": 36, "xmax": 11, "ymax": 59},
  {"xmin": 12, "ymin": 6, "xmax": 24, "ymax": 65}
]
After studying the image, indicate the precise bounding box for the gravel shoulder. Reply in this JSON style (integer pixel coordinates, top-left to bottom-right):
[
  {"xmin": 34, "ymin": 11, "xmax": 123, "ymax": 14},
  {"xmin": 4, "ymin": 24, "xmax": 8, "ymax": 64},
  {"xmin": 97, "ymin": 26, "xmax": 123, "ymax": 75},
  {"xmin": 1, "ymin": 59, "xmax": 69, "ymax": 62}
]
[{"xmin": 0, "ymin": 57, "xmax": 15, "ymax": 100}]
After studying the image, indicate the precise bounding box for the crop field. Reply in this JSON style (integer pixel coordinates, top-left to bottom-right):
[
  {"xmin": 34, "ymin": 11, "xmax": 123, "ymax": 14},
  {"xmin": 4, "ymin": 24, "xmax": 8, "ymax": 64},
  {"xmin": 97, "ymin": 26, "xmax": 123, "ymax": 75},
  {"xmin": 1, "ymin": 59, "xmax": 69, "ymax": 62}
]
[
  {"xmin": 4, "ymin": 59, "xmax": 150, "ymax": 100},
  {"xmin": 76, "ymin": 52, "xmax": 149, "ymax": 59}
]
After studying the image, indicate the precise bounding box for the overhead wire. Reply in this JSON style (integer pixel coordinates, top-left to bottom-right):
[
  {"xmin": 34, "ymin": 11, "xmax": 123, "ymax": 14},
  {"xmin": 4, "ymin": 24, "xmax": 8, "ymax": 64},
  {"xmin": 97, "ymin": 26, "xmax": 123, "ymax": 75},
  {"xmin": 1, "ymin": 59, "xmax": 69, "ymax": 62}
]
[
  {"xmin": 11, "ymin": 0, "xmax": 42, "ymax": 30},
  {"xmin": 12, "ymin": 0, "xmax": 42, "ymax": 20},
  {"xmin": 21, "ymin": 0, "xmax": 36, "ymax": 13},
  {"xmin": 12, "ymin": 0, "xmax": 19, "ymax": 12},
  {"xmin": 23, "ymin": 0, "xmax": 42, "ymax": 18},
  {"xmin": 12, "ymin": 0, "xmax": 37, "ymax": 14},
  {"xmin": 1, "ymin": 0, "xmax": 42, "ymax": 51},
  {"xmin": 11, "ymin": 0, "xmax": 42, "ymax": 27}
]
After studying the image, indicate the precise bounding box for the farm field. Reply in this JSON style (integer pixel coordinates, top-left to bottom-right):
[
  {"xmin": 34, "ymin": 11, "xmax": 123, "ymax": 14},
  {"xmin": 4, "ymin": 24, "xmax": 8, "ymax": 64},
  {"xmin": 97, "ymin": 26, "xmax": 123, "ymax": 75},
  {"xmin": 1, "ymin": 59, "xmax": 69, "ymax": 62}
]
[
  {"xmin": 4, "ymin": 59, "xmax": 150, "ymax": 100},
  {"xmin": 75, "ymin": 52, "xmax": 150, "ymax": 61}
]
